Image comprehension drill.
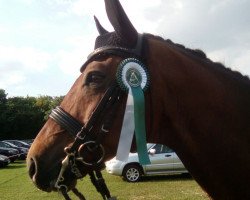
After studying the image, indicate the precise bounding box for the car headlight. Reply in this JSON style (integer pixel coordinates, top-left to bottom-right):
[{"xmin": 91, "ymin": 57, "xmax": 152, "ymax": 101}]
[
  {"xmin": 108, "ymin": 160, "xmax": 117, "ymax": 164},
  {"xmin": 0, "ymin": 157, "xmax": 4, "ymax": 161},
  {"xmin": 106, "ymin": 159, "xmax": 118, "ymax": 165},
  {"xmin": 106, "ymin": 159, "xmax": 123, "ymax": 168}
]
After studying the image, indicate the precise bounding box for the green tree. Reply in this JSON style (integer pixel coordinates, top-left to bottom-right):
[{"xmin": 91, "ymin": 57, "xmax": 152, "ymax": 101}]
[
  {"xmin": 0, "ymin": 89, "xmax": 7, "ymax": 114},
  {"xmin": 0, "ymin": 90, "xmax": 8, "ymax": 139},
  {"xmin": 1, "ymin": 96, "xmax": 44, "ymax": 139},
  {"xmin": 35, "ymin": 95, "xmax": 64, "ymax": 120},
  {"xmin": 0, "ymin": 89, "xmax": 7, "ymax": 104},
  {"xmin": 0, "ymin": 89, "xmax": 64, "ymax": 140}
]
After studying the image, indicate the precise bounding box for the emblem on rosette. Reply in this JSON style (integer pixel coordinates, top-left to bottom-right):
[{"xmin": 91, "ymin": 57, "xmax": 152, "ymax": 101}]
[{"xmin": 116, "ymin": 58, "xmax": 149, "ymax": 91}]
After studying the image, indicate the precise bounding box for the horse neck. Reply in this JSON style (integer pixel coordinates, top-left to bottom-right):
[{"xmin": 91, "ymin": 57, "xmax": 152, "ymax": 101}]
[
  {"xmin": 145, "ymin": 37, "xmax": 250, "ymax": 150},
  {"xmin": 145, "ymin": 36, "xmax": 250, "ymax": 199}
]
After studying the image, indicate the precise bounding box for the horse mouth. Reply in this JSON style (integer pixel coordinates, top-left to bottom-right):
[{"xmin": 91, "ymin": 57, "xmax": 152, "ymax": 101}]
[
  {"xmin": 32, "ymin": 169, "xmax": 80, "ymax": 193},
  {"xmin": 28, "ymin": 157, "xmax": 83, "ymax": 193}
]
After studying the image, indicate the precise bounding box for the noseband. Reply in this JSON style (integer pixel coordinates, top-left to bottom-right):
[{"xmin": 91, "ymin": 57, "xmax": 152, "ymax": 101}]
[{"xmin": 49, "ymin": 34, "xmax": 145, "ymax": 200}]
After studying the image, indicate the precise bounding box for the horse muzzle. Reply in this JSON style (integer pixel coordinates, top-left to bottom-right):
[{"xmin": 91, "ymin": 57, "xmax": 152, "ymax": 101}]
[{"xmin": 27, "ymin": 156, "xmax": 77, "ymax": 192}]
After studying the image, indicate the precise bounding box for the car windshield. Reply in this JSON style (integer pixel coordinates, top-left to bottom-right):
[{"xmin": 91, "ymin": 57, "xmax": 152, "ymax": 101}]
[
  {"xmin": 5, "ymin": 142, "xmax": 17, "ymax": 147},
  {"xmin": 5, "ymin": 140, "xmax": 27, "ymax": 147},
  {"xmin": 0, "ymin": 142, "xmax": 10, "ymax": 148}
]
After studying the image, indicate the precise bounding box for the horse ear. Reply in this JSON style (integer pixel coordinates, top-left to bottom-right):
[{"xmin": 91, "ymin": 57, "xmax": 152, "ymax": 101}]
[
  {"xmin": 104, "ymin": 0, "xmax": 138, "ymax": 47},
  {"xmin": 94, "ymin": 16, "xmax": 108, "ymax": 35}
]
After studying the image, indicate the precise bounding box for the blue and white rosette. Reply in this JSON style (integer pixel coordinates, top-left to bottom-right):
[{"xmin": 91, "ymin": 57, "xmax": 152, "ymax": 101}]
[{"xmin": 116, "ymin": 58, "xmax": 150, "ymax": 165}]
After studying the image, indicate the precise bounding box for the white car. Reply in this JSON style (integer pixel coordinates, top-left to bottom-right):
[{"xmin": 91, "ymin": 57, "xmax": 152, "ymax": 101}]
[{"xmin": 105, "ymin": 143, "xmax": 188, "ymax": 182}]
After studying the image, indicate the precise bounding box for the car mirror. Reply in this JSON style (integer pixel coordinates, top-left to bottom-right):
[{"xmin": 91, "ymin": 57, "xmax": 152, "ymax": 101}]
[{"xmin": 149, "ymin": 149, "xmax": 156, "ymax": 155}]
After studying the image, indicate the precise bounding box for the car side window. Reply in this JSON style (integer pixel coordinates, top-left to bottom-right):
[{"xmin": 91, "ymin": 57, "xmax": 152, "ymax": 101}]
[
  {"xmin": 154, "ymin": 144, "xmax": 162, "ymax": 154},
  {"xmin": 154, "ymin": 144, "xmax": 174, "ymax": 154},
  {"xmin": 162, "ymin": 145, "xmax": 174, "ymax": 153}
]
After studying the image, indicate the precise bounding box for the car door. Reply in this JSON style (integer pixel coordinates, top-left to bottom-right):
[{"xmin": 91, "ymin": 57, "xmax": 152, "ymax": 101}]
[
  {"xmin": 172, "ymin": 152, "xmax": 186, "ymax": 171},
  {"xmin": 145, "ymin": 144, "xmax": 174, "ymax": 173}
]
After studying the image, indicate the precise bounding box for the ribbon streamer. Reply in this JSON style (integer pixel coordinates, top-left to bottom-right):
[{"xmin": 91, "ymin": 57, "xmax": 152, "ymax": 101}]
[
  {"xmin": 116, "ymin": 90, "xmax": 135, "ymax": 162},
  {"xmin": 116, "ymin": 58, "xmax": 150, "ymax": 165},
  {"xmin": 131, "ymin": 86, "xmax": 150, "ymax": 165}
]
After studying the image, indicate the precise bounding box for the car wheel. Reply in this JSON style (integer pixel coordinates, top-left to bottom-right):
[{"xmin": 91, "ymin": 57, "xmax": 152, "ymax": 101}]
[{"xmin": 123, "ymin": 164, "xmax": 142, "ymax": 182}]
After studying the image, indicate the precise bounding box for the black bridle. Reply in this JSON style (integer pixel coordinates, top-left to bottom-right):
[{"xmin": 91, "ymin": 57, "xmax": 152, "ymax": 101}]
[
  {"xmin": 49, "ymin": 34, "xmax": 145, "ymax": 200},
  {"xmin": 50, "ymin": 84, "xmax": 122, "ymax": 200}
]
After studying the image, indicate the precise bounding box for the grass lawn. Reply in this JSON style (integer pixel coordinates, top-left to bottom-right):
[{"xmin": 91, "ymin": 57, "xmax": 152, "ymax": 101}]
[{"xmin": 0, "ymin": 161, "xmax": 209, "ymax": 200}]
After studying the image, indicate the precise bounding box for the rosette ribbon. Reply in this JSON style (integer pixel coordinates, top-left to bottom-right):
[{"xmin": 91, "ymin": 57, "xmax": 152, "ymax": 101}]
[{"xmin": 116, "ymin": 58, "xmax": 150, "ymax": 165}]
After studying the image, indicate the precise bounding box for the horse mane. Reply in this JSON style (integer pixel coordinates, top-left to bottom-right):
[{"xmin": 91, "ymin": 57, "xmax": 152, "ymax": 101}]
[{"xmin": 145, "ymin": 33, "xmax": 250, "ymax": 84}]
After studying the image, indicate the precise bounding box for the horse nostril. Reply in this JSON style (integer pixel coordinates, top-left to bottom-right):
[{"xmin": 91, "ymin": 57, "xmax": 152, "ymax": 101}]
[
  {"xmin": 27, "ymin": 157, "xmax": 53, "ymax": 192},
  {"xmin": 28, "ymin": 158, "xmax": 37, "ymax": 180}
]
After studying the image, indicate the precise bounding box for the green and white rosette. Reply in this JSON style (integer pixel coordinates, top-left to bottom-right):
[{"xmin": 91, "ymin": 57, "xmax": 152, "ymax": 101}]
[{"xmin": 116, "ymin": 58, "xmax": 150, "ymax": 165}]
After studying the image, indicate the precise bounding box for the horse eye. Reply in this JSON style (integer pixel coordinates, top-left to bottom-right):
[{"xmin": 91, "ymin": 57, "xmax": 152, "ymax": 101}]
[{"xmin": 86, "ymin": 71, "xmax": 105, "ymax": 86}]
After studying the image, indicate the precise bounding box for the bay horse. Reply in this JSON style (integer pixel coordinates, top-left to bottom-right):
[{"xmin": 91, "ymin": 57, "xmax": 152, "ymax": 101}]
[{"xmin": 27, "ymin": 0, "xmax": 250, "ymax": 199}]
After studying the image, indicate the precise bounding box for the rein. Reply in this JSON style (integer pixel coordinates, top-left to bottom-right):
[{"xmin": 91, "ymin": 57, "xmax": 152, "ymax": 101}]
[{"xmin": 49, "ymin": 34, "xmax": 145, "ymax": 200}]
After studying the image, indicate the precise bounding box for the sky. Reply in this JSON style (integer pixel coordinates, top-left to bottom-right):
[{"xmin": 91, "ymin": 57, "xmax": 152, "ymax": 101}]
[{"xmin": 1, "ymin": 0, "xmax": 250, "ymax": 97}]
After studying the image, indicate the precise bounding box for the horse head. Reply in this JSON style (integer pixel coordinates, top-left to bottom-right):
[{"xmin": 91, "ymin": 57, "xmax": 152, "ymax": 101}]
[{"xmin": 27, "ymin": 0, "xmax": 153, "ymax": 197}]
